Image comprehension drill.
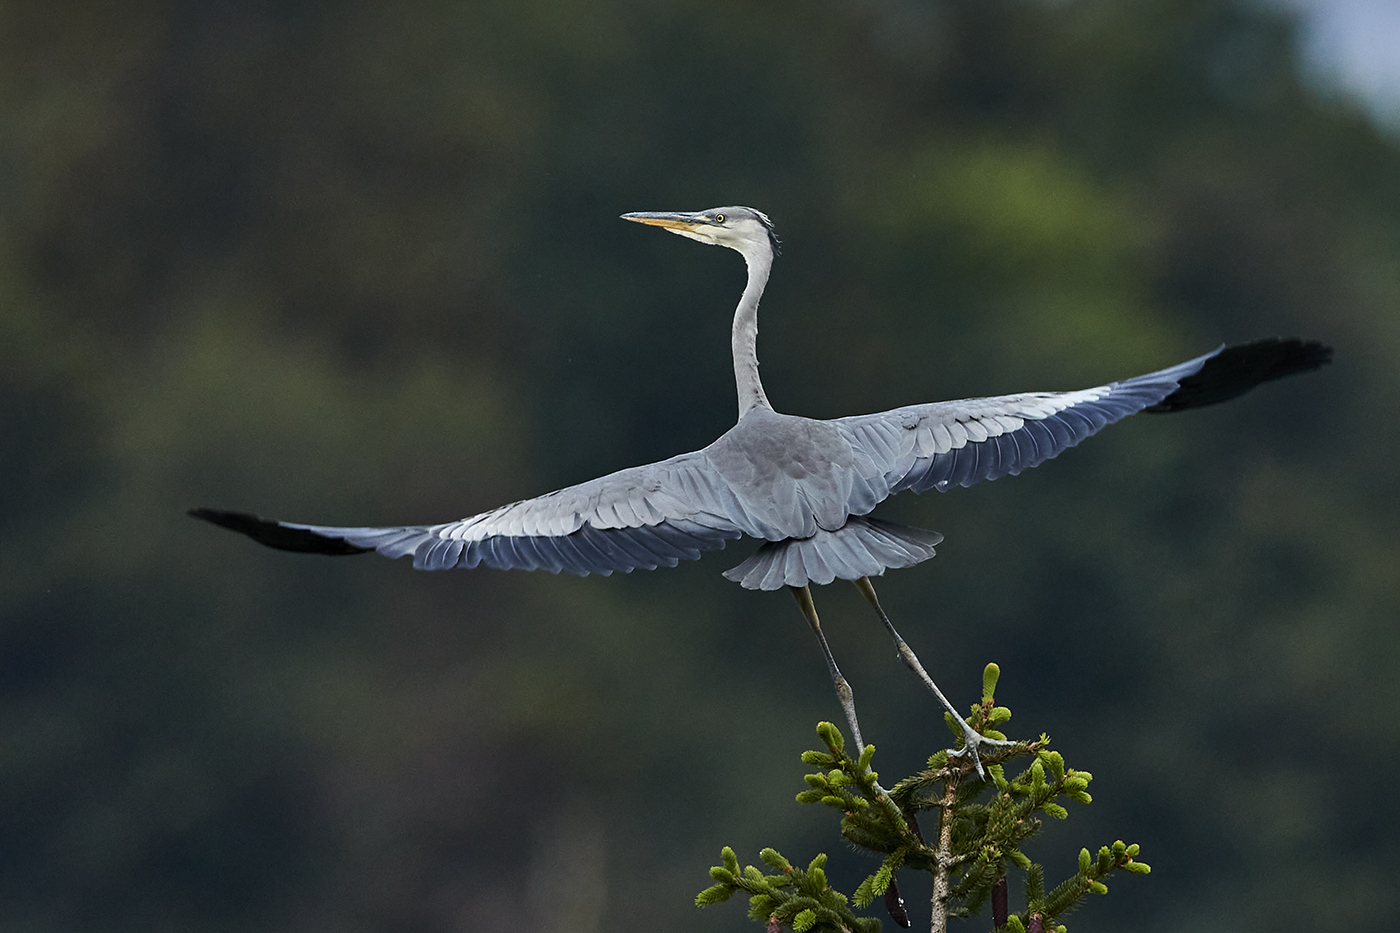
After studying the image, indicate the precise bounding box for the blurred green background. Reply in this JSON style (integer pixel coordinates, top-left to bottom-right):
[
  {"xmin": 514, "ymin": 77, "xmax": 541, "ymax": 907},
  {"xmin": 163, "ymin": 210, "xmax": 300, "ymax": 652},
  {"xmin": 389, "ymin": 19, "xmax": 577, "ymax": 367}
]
[{"xmin": 2, "ymin": 0, "xmax": 1397, "ymax": 930}]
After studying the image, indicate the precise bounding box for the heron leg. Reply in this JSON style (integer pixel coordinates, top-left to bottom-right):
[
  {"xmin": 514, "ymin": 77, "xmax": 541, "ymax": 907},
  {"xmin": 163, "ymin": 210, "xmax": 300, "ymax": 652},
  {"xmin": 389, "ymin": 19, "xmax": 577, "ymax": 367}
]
[
  {"xmin": 854, "ymin": 576, "xmax": 1014, "ymax": 780},
  {"xmin": 789, "ymin": 585, "xmax": 867, "ymax": 751}
]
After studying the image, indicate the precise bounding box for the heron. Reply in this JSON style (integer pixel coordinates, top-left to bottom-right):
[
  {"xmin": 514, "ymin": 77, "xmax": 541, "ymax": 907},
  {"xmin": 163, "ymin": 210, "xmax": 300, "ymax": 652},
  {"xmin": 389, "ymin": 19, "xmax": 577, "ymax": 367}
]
[{"xmin": 192, "ymin": 206, "xmax": 1331, "ymax": 774}]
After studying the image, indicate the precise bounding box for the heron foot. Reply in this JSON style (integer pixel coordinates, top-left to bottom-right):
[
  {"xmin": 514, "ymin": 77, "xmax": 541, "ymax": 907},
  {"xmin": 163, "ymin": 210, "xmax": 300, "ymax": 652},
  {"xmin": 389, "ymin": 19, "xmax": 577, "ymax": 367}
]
[{"xmin": 946, "ymin": 719, "xmax": 1018, "ymax": 782}]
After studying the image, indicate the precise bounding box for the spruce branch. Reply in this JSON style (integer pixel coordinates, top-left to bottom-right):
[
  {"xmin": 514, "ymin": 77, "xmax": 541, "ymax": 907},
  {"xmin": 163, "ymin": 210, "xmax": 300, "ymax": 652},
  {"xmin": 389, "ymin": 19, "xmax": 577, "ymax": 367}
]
[
  {"xmin": 698, "ymin": 664, "xmax": 1151, "ymax": 932},
  {"xmin": 696, "ymin": 846, "xmax": 881, "ymax": 933}
]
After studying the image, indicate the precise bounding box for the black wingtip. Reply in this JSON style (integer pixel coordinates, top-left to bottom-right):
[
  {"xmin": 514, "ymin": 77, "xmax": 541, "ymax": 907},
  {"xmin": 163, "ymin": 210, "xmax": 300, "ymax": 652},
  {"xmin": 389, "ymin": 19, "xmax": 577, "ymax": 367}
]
[
  {"xmin": 1148, "ymin": 337, "xmax": 1333, "ymax": 413},
  {"xmin": 188, "ymin": 508, "xmax": 372, "ymax": 556}
]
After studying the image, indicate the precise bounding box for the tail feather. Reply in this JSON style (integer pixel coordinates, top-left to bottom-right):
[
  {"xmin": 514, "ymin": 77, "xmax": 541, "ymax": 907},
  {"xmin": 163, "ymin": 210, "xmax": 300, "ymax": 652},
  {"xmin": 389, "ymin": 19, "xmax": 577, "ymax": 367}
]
[{"xmin": 722, "ymin": 517, "xmax": 943, "ymax": 591}]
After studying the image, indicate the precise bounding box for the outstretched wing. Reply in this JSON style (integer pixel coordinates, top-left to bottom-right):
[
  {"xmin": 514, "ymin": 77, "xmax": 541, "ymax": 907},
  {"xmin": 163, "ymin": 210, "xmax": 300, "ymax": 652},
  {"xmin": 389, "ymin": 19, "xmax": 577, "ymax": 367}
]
[
  {"xmin": 192, "ymin": 448, "xmax": 746, "ymax": 575},
  {"xmin": 194, "ymin": 339, "xmax": 1330, "ymax": 581},
  {"xmin": 834, "ymin": 339, "xmax": 1330, "ymax": 498}
]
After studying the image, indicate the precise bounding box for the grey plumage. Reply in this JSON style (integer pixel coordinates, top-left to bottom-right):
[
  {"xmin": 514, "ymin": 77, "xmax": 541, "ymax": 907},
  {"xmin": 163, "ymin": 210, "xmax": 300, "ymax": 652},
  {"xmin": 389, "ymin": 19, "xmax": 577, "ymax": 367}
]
[{"xmin": 191, "ymin": 207, "xmax": 1330, "ymax": 591}]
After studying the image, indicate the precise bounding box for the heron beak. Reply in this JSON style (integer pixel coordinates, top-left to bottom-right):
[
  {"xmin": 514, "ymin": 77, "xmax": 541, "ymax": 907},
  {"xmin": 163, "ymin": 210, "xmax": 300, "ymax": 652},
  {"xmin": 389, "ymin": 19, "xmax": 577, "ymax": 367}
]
[{"xmin": 620, "ymin": 211, "xmax": 707, "ymax": 233}]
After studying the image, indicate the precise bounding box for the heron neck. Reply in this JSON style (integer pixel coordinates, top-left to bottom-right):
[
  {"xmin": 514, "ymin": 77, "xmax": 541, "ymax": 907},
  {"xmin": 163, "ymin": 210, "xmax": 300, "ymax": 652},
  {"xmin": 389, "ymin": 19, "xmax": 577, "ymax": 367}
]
[{"xmin": 733, "ymin": 246, "xmax": 773, "ymax": 418}]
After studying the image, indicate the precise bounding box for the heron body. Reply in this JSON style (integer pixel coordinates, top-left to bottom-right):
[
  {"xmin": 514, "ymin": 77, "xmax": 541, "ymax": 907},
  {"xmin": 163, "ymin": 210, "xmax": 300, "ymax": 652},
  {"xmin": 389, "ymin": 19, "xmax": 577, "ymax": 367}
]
[{"xmin": 193, "ymin": 205, "xmax": 1331, "ymax": 768}]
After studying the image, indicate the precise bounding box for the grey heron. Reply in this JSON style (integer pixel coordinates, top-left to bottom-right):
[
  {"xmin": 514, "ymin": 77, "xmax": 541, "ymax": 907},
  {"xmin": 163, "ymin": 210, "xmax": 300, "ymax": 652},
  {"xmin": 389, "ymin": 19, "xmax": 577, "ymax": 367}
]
[{"xmin": 192, "ymin": 206, "xmax": 1331, "ymax": 773}]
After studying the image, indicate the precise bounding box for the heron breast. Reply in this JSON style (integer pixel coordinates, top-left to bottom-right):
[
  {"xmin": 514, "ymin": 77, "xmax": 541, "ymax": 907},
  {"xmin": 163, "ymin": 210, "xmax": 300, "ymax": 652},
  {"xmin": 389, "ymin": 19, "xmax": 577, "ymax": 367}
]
[{"xmin": 704, "ymin": 410, "xmax": 856, "ymax": 539}]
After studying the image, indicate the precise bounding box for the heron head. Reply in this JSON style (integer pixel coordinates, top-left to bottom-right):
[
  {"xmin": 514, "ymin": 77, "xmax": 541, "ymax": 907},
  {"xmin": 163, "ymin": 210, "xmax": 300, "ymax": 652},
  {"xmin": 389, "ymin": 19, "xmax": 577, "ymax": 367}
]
[{"xmin": 621, "ymin": 206, "xmax": 778, "ymax": 257}]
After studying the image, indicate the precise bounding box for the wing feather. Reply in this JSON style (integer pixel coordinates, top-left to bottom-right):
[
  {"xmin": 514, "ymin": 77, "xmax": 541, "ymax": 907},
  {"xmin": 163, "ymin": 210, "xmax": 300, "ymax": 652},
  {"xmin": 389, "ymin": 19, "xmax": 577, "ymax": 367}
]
[
  {"xmin": 205, "ymin": 448, "xmax": 744, "ymax": 577},
  {"xmin": 837, "ymin": 346, "xmax": 1227, "ymax": 498}
]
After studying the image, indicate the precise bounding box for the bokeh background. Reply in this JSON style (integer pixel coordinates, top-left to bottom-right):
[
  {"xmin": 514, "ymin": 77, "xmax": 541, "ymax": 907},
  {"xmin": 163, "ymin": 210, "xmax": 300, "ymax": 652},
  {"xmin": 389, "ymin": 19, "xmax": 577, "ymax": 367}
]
[{"xmin": 3, "ymin": 0, "xmax": 1398, "ymax": 930}]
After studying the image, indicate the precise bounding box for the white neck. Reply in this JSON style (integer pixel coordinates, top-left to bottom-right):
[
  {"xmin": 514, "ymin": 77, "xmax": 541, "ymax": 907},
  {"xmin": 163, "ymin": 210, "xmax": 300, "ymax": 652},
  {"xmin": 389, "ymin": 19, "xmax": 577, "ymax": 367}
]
[{"xmin": 732, "ymin": 241, "xmax": 774, "ymax": 418}]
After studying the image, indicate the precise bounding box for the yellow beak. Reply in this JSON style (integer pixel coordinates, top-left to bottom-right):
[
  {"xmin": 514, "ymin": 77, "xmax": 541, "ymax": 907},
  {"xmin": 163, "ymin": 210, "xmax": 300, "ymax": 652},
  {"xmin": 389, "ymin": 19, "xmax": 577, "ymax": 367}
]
[{"xmin": 619, "ymin": 211, "xmax": 707, "ymax": 233}]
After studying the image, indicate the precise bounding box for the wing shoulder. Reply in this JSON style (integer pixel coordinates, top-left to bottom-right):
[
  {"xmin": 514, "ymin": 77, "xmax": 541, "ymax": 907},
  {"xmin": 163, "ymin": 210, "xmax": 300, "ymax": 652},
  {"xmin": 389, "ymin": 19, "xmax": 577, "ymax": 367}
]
[{"xmin": 443, "ymin": 449, "xmax": 735, "ymax": 540}]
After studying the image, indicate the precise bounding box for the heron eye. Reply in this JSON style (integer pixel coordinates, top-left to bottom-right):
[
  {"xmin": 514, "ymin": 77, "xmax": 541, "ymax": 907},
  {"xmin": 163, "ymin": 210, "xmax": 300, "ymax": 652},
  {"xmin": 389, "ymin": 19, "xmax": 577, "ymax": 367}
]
[{"xmin": 714, "ymin": 213, "xmax": 725, "ymax": 223}]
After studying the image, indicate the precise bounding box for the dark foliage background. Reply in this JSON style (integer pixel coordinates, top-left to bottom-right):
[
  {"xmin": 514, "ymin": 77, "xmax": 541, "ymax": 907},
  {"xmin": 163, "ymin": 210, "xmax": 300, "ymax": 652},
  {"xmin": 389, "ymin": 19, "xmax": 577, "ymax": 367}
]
[{"xmin": 2, "ymin": 0, "xmax": 1397, "ymax": 930}]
